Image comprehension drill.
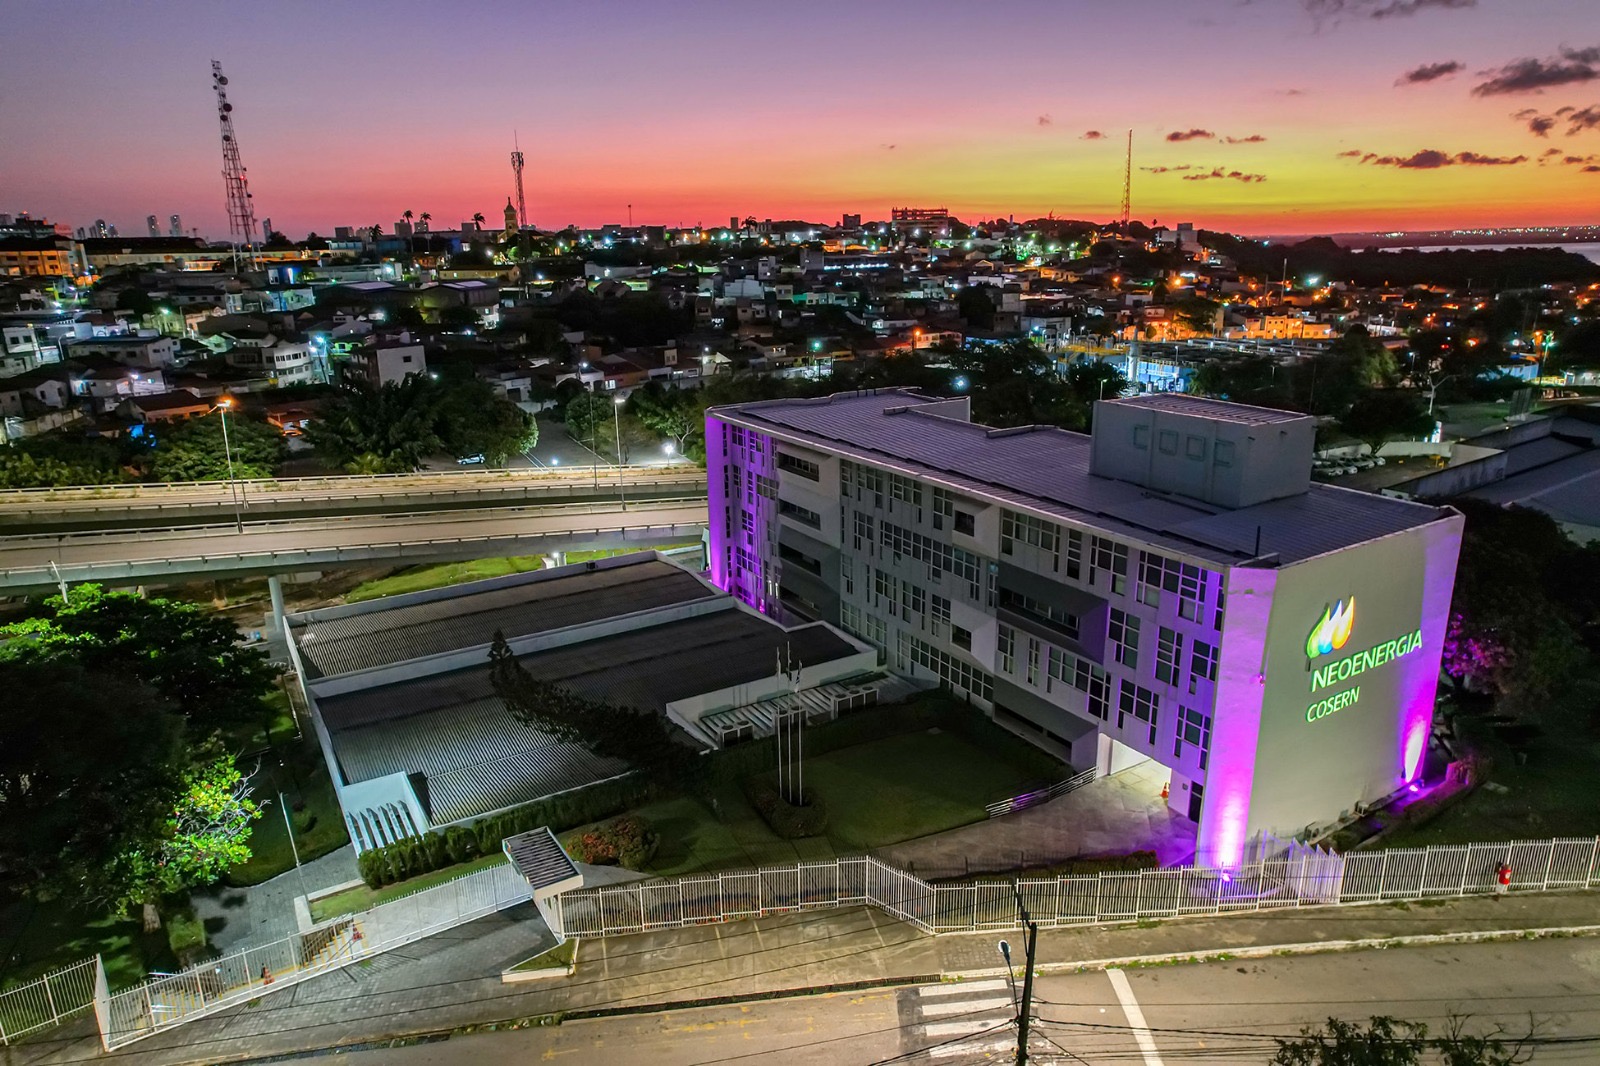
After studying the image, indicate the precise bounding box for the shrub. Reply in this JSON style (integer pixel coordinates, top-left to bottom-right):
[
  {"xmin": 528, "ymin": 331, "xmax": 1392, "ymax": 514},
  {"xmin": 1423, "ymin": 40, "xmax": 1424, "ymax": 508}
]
[
  {"xmin": 355, "ymin": 774, "xmax": 657, "ymax": 888},
  {"xmin": 563, "ymin": 816, "xmax": 660, "ymax": 870},
  {"xmin": 743, "ymin": 776, "xmax": 828, "ymax": 838}
]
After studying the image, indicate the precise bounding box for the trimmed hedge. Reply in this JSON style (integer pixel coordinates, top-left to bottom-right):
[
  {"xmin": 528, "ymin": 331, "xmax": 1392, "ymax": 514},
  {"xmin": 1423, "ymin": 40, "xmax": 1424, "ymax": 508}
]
[
  {"xmin": 743, "ymin": 776, "xmax": 828, "ymax": 838},
  {"xmin": 562, "ymin": 816, "xmax": 660, "ymax": 870},
  {"xmin": 357, "ymin": 774, "xmax": 655, "ymax": 888}
]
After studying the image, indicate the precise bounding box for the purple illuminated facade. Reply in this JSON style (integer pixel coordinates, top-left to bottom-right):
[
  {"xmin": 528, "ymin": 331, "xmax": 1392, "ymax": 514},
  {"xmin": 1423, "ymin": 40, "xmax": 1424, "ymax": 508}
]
[{"xmin": 708, "ymin": 390, "xmax": 1464, "ymax": 867}]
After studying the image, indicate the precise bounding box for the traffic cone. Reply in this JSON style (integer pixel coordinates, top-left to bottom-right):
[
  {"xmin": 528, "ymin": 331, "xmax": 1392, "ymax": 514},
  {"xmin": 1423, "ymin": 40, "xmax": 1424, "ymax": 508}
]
[
  {"xmin": 261, "ymin": 965, "xmax": 273, "ymax": 985},
  {"xmin": 351, "ymin": 923, "xmax": 363, "ymax": 943},
  {"xmin": 1161, "ymin": 781, "xmax": 1170, "ymax": 800}
]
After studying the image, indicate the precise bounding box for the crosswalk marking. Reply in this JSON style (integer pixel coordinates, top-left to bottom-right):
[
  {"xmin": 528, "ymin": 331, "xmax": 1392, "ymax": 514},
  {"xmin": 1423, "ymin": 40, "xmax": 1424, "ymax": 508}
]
[
  {"xmin": 926, "ymin": 1036, "xmax": 1013, "ymax": 1059},
  {"xmin": 916, "ymin": 978, "xmax": 1010, "ymax": 998},
  {"xmin": 924, "ymin": 1018, "xmax": 1011, "ymax": 1037},
  {"xmin": 919, "ymin": 995, "xmax": 1014, "ymax": 1017},
  {"xmin": 1107, "ymin": 967, "xmax": 1165, "ymax": 1066}
]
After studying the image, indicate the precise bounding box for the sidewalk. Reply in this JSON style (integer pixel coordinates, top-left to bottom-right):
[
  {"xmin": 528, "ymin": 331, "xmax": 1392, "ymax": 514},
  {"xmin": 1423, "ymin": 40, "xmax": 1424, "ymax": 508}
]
[
  {"xmin": 190, "ymin": 846, "xmax": 360, "ymax": 953},
  {"xmin": 19, "ymin": 891, "xmax": 1600, "ymax": 1065}
]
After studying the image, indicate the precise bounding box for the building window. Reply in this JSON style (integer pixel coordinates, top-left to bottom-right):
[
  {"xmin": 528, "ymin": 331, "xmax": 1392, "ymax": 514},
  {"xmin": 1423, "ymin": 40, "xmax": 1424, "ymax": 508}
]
[
  {"xmin": 889, "ymin": 472, "xmax": 921, "ymax": 513},
  {"xmin": 932, "ymin": 486, "xmax": 953, "ymax": 530},
  {"xmin": 841, "ymin": 603, "xmax": 887, "ymax": 649},
  {"xmin": 901, "ymin": 633, "xmax": 993, "ymax": 701},
  {"xmin": 999, "ymin": 588, "xmax": 1079, "ymax": 640},
  {"xmin": 841, "ymin": 556, "xmax": 855, "ymax": 597},
  {"xmin": 1084, "ymin": 664, "xmax": 1111, "ymax": 720},
  {"xmin": 1047, "ymin": 645, "xmax": 1077, "ymax": 691},
  {"xmin": 874, "ymin": 568, "xmax": 894, "ymax": 605},
  {"xmin": 1118, "ymin": 681, "xmax": 1159, "ymax": 744},
  {"xmin": 1155, "ymin": 627, "xmax": 1184, "ymax": 687},
  {"xmin": 778, "ymin": 543, "xmax": 821, "ymax": 575},
  {"xmin": 777, "ymin": 451, "xmax": 820, "ymax": 480},
  {"xmin": 1091, "ymin": 536, "xmax": 1129, "ymax": 596},
  {"xmin": 1064, "ymin": 528, "xmax": 1083, "ymax": 580},
  {"xmin": 1189, "ymin": 639, "xmax": 1219, "ymax": 694},
  {"xmin": 852, "ymin": 511, "xmax": 875, "ymax": 552},
  {"xmin": 1213, "ymin": 586, "xmax": 1226, "ymax": 630},
  {"xmin": 951, "ymin": 625, "xmax": 973, "ymax": 651},
  {"xmin": 778, "ymin": 499, "xmax": 821, "ymax": 529},
  {"xmin": 998, "ymin": 624, "xmax": 1015, "ymax": 673},
  {"xmin": 1001, "ymin": 510, "xmax": 1059, "ymax": 560},
  {"xmin": 931, "ymin": 594, "xmax": 952, "ymax": 638},
  {"xmin": 901, "ymin": 581, "xmax": 926, "ymax": 623},
  {"xmin": 954, "ymin": 510, "xmax": 976, "ymax": 536},
  {"xmin": 1026, "ymin": 638, "xmax": 1041, "ymax": 687},
  {"xmin": 1108, "ymin": 608, "xmax": 1140, "ymax": 669},
  {"xmin": 1175, "ymin": 705, "xmax": 1211, "ymax": 769}
]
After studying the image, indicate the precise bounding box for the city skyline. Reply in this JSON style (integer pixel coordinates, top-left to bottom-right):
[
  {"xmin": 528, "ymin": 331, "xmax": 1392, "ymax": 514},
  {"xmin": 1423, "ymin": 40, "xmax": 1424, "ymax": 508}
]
[{"xmin": 2, "ymin": 0, "xmax": 1598, "ymax": 238}]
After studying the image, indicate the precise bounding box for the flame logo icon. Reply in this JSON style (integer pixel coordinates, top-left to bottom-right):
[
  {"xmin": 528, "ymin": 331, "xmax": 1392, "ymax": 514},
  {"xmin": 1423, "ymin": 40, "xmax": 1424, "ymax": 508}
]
[{"xmin": 1306, "ymin": 598, "xmax": 1356, "ymax": 659}]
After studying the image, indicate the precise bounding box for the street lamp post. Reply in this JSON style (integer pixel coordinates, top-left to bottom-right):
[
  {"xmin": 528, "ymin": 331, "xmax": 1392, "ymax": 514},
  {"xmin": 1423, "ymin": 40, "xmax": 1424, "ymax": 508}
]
[
  {"xmin": 215, "ymin": 398, "xmax": 243, "ymax": 533},
  {"xmin": 613, "ymin": 394, "xmax": 626, "ymax": 510},
  {"xmin": 1427, "ymin": 373, "xmax": 1456, "ymax": 417}
]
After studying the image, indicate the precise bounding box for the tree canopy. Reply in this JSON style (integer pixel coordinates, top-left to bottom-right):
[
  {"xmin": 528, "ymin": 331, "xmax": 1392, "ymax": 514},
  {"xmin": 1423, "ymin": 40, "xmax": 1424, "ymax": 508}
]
[
  {"xmin": 148, "ymin": 411, "xmax": 283, "ymax": 481},
  {"xmin": 306, "ymin": 371, "xmax": 535, "ymax": 470},
  {"xmin": 1272, "ymin": 1015, "xmax": 1530, "ymax": 1065}
]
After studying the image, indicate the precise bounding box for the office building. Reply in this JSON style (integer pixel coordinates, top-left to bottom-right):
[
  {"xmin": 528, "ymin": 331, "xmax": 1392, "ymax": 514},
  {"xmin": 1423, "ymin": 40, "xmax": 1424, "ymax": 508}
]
[{"xmin": 706, "ymin": 390, "xmax": 1463, "ymax": 865}]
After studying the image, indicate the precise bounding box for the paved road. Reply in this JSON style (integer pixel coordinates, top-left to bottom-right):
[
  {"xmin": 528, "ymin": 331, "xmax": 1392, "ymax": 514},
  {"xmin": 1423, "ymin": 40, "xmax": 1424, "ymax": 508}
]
[
  {"xmin": 331, "ymin": 939, "xmax": 1600, "ymax": 1064},
  {"xmin": 0, "ymin": 498, "xmax": 709, "ymax": 591},
  {"xmin": 0, "ymin": 466, "xmax": 707, "ymax": 531}
]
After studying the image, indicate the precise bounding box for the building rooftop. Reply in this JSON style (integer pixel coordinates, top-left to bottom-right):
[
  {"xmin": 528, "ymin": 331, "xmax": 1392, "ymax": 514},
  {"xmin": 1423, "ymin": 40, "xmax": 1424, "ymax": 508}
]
[
  {"xmin": 1107, "ymin": 393, "xmax": 1309, "ymax": 426},
  {"xmin": 292, "ymin": 559, "xmax": 715, "ymax": 679},
  {"xmin": 312, "ymin": 602, "xmax": 859, "ymax": 824},
  {"xmin": 715, "ymin": 389, "xmax": 1452, "ymax": 567}
]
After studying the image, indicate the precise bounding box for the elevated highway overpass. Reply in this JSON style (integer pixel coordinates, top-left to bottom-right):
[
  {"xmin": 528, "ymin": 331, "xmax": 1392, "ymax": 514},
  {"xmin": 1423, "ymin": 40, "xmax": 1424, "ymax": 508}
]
[
  {"xmin": 0, "ymin": 498, "xmax": 710, "ymax": 594},
  {"xmin": 0, "ymin": 466, "xmax": 708, "ymax": 533}
]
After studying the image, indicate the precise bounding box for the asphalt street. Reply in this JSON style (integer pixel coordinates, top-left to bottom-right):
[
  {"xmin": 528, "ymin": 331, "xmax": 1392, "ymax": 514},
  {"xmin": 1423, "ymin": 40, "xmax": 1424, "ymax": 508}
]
[{"xmin": 331, "ymin": 938, "xmax": 1600, "ymax": 1064}]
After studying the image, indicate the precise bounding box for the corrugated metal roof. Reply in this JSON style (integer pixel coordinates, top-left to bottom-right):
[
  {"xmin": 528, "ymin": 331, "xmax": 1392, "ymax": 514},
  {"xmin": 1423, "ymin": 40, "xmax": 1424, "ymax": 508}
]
[
  {"xmin": 315, "ymin": 608, "xmax": 861, "ymax": 825},
  {"xmin": 1108, "ymin": 393, "xmax": 1309, "ymax": 425},
  {"xmin": 722, "ymin": 390, "xmax": 1449, "ymax": 565},
  {"xmin": 503, "ymin": 827, "xmax": 579, "ymax": 891},
  {"xmin": 293, "ymin": 560, "xmax": 713, "ymax": 678}
]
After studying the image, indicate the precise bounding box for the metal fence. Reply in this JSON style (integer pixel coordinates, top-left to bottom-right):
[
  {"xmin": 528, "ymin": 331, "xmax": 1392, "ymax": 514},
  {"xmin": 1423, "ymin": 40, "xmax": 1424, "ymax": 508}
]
[
  {"xmin": 555, "ymin": 836, "xmax": 1600, "ymax": 939},
  {"xmin": 984, "ymin": 767, "xmax": 1099, "ymax": 819},
  {"xmin": 96, "ymin": 859, "xmax": 530, "ymax": 1051},
  {"xmin": 0, "ymin": 957, "xmax": 100, "ymax": 1046}
]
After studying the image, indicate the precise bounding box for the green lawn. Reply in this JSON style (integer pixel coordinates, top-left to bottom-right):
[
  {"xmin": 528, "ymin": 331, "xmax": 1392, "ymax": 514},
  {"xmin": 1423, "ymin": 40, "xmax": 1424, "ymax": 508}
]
[
  {"xmin": 586, "ymin": 725, "xmax": 1064, "ymax": 876},
  {"xmin": 226, "ymin": 729, "xmax": 349, "ymax": 887},
  {"xmin": 345, "ymin": 557, "xmax": 549, "ymax": 602},
  {"xmin": 510, "ymin": 939, "xmax": 575, "ymax": 972},
  {"xmin": 0, "ymin": 893, "xmax": 169, "ymax": 992},
  {"xmin": 1378, "ymin": 704, "xmax": 1600, "ymax": 849},
  {"xmin": 309, "ymin": 853, "xmax": 509, "ymax": 921}
]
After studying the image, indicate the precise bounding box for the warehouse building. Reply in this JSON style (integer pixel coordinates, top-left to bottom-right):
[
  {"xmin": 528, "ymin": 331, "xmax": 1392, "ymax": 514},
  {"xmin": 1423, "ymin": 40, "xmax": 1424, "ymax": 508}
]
[{"xmin": 286, "ymin": 553, "xmax": 883, "ymax": 851}]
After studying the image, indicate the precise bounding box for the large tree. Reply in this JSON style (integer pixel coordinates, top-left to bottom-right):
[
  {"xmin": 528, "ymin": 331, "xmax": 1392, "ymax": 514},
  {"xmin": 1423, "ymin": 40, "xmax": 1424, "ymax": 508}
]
[
  {"xmin": 0, "ymin": 584, "xmax": 277, "ymax": 730},
  {"xmin": 627, "ymin": 382, "xmax": 703, "ymax": 456},
  {"xmin": 305, "ymin": 372, "xmax": 445, "ymax": 471},
  {"xmin": 149, "ymin": 411, "xmax": 283, "ymax": 481},
  {"xmin": 1339, "ymin": 390, "xmax": 1435, "ymax": 455},
  {"xmin": 1273, "ymin": 1015, "xmax": 1529, "ymax": 1065}
]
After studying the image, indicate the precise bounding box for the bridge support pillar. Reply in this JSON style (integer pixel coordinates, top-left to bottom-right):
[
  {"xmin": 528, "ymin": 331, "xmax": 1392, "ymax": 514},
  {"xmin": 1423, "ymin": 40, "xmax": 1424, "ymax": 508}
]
[{"xmin": 267, "ymin": 574, "xmax": 286, "ymax": 640}]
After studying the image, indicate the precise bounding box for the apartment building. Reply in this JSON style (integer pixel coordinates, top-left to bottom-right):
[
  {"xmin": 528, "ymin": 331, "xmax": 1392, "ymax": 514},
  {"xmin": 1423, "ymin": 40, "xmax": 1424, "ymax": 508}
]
[{"xmin": 706, "ymin": 389, "xmax": 1463, "ymax": 865}]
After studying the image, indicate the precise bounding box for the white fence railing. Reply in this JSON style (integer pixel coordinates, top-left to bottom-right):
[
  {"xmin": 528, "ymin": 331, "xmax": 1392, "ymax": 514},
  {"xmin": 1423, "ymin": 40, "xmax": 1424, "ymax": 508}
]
[
  {"xmin": 0, "ymin": 957, "xmax": 100, "ymax": 1046},
  {"xmin": 984, "ymin": 767, "xmax": 1099, "ymax": 818},
  {"xmin": 96, "ymin": 860, "xmax": 529, "ymax": 1051},
  {"xmin": 555, "ymin": 836, "xmax": 1600, "ymax": 939}
]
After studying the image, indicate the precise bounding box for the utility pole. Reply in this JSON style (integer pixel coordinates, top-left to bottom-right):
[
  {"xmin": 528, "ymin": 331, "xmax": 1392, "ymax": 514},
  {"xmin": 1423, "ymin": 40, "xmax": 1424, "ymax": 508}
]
[
  {"xmin": 211, "ymin": 61, "xmax": 261, "ymax": 271},
  {"xmin": 1013, "ymin": 886, "xmax": 1039, "ymax": 1064},
  {"xmin": 1119, "ymin": 129, "xmax": 1133, "ymax": 234},
  {"xmin": 511, "ymin": 131, "xmax": 528, "ymax": 229}
]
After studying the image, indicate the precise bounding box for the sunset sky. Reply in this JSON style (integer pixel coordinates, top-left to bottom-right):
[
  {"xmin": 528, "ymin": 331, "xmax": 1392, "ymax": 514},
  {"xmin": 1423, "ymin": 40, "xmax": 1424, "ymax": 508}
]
[{"xmin": 3, "ymin": 0, "xmax": 1597, "ymax": 239}]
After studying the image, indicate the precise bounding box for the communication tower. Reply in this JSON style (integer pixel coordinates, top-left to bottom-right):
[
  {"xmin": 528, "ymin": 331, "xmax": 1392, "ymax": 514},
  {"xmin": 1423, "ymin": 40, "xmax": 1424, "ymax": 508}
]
[
  {"xmin": 211, "ymin": 61, "xmax": 260, "ymax": 269},
  {"xmin": 1120, "ymin": 130, "xmax": 1133, "ymax": 233},
  {"xmin": 511, "ymin": 132, "xmax": 528, "ymax": 228}
]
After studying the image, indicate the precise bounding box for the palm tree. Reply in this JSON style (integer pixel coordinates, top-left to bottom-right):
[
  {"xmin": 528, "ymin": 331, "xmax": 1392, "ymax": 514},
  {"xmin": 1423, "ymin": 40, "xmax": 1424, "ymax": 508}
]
[
  {"xmin": 403, "ymin": 209, "xmax": 415, "ymax": 256},
  {"xmin": 418, "ymin": 211, "xmax": 431, "ymax": 233},
  {"xmin": 472, "ymin": 211, "xmax": 486, "ymax": 231}
]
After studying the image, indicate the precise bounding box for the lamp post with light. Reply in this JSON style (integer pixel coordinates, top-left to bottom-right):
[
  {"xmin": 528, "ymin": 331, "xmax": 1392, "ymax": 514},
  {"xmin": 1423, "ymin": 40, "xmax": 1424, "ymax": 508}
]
[
  {"xmin": 613, "ymin": 394, "xmax": 627, "ymax": 510},
  {"xmin": 214, "ymin": 397, "xmax": 243, "ymax": 533}
]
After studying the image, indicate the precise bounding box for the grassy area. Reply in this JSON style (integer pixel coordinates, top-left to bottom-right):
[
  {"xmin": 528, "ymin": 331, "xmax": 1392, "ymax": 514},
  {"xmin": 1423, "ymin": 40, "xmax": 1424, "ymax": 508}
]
[
  {"xmin": 1378, "ymin": 704, "xmax": 1600, "ymax": 849},
  {"xmin": 345, "ymin": 556, "xmax": 548, "ymax": 602},
  {"xmin": 309, "ymin": 853, "xmax": 509, "ymax": 922},
  {"xmin": 509, "ymin": 939, "xmax": 576, "ymax": 972},
  {"xmin": 590, "ymin": 725, "xmax": 1063, "ymax": 876},
  {"xmin": 0, "ymin": 893, "xmax": 170, "ymax": 992},
  {"xmin": 226, "ymin": 728, "xmax": 349, "ymax": 887}
]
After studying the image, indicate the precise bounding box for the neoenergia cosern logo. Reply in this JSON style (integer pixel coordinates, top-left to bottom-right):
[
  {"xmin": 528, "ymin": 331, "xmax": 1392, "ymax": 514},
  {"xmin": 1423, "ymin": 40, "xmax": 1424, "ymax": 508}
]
[{"xmin": 1305, "ymin": 598, "xmax": 1355, "ymax": 660}]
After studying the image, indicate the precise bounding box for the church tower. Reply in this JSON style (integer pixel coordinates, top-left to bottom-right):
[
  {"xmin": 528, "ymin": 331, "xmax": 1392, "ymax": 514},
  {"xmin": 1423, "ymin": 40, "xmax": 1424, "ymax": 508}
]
[{"xmin": 502, "ymin": 197, "xmax": 519, "ymax": 242}]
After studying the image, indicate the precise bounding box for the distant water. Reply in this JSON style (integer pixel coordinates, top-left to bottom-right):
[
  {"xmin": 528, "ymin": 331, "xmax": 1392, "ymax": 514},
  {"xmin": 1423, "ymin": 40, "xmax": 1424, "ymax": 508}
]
[{"xmin": 1369, "ymin": 241, "xmax": 1600, "ymax": 265}]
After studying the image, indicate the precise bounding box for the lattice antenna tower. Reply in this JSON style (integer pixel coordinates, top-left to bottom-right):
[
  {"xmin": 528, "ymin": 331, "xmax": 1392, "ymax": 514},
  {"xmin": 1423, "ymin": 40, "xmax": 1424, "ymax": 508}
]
[
  {"xmin": 1120, "ymin": 129, "xmax": 1133, "ymax": 233},
  {"xmin": 211, "ymin": 61, "xmax": 259, "ymax": 269},
  {"xmin": 511, "ymin": 132, "xmax": 528, "ymax": 228}
]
